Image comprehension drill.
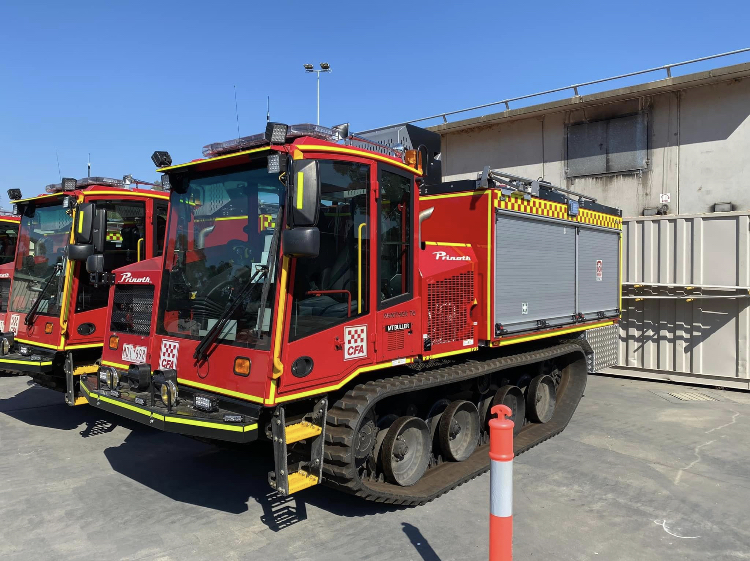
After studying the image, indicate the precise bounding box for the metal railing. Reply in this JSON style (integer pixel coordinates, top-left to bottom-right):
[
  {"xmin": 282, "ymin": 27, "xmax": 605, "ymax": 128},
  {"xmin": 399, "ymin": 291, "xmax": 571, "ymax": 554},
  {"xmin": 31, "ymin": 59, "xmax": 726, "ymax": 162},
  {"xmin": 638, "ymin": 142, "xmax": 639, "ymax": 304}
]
[{"xmin": 358, "ymin": 48, "xmax": 750, "ymax": 134}]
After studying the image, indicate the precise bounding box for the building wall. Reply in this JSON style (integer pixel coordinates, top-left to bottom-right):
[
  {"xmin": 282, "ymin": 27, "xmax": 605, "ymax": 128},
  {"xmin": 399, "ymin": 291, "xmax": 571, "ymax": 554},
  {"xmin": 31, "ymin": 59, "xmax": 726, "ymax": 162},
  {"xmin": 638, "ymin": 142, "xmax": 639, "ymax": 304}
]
[{"xmin": 440, "ymin": 77, "xmax": 750, "ymax": 217}]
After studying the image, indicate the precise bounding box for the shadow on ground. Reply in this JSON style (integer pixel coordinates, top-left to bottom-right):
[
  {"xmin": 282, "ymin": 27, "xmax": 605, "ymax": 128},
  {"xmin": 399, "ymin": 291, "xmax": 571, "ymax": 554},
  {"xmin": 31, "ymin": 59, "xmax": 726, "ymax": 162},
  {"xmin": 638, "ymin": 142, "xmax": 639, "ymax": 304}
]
[{"xmin": 1, "ymin": 380, "xmax": 402, "ymax": 529}]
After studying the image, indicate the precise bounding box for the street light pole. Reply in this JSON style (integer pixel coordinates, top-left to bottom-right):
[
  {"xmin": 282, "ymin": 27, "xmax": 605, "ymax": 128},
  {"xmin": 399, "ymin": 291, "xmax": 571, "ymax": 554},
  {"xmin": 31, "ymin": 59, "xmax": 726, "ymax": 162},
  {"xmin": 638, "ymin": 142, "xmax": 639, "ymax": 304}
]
[{"xmin": 304, "ymin": 63, "xmax": 331, "ymax": 125}]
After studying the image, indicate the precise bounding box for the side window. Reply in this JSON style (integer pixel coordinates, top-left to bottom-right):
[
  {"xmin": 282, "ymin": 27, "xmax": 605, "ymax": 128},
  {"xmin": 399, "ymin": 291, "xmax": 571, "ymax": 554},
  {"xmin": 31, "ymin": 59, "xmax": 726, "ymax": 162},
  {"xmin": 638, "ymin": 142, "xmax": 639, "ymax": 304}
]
[
  {"xmin": 76, "ymin": 201, "xmax": 146, "ymax": 312},
  {"xmin": 154, "ymin": 201, "xmax": 168, "ymax": 257},
  {"xmin": 379, "ymin": 169, "xmax": 412, "ymax": 306},
  {"xmin": 289, "ymin": 160, "xmax": 370, "ymax": 341}
]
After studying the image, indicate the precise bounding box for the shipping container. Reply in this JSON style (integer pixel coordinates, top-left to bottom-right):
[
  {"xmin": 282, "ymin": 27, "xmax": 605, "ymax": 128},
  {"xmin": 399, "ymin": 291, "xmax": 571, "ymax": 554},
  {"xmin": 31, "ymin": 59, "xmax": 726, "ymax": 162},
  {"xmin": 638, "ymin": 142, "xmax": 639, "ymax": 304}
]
[{"xmin": 607, "ymin": 211, "xmax": 750, "ymax": 389}]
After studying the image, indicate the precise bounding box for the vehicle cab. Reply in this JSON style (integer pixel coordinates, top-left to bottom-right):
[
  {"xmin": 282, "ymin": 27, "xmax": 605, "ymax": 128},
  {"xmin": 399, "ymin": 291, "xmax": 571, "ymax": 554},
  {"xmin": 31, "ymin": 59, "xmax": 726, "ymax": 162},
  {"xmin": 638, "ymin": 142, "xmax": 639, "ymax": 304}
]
[
  {"xmin": 85, "ymin": 122, "xmax": 431, "ymax": 442},
  {"xmin": 0, "ymin": 177, "xmax": 169, "ymax": 404}
]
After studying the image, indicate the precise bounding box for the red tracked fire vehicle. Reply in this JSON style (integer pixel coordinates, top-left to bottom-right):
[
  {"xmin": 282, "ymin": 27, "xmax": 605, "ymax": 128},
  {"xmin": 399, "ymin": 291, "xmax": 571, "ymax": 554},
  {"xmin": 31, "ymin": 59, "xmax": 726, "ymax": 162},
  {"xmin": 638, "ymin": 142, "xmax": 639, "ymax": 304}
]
[
  {"xmin": 82, "ymin": 122, "xmax": 621, "ymax": 504},
  {"xmin": 0, "ymin": 178, "xmax": 169, "ymax": 405}
]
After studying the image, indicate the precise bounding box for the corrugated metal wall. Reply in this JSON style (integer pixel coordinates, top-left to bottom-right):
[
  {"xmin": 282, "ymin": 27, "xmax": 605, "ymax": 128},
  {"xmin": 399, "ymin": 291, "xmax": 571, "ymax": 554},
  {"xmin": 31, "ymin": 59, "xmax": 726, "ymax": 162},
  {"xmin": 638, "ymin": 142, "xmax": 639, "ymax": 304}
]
[{"xmin": 608, "ymin": 212, "xmax": 750, "ymax": 389}]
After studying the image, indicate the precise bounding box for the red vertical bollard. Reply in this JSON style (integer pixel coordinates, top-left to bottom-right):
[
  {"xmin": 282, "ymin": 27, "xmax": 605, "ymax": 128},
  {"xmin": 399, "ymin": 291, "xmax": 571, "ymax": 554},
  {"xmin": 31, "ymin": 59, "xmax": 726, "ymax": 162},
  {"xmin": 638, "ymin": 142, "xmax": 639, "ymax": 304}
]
[{"xmin": 489, "ymin": 404, "xmax": 514, "ymax": 561}]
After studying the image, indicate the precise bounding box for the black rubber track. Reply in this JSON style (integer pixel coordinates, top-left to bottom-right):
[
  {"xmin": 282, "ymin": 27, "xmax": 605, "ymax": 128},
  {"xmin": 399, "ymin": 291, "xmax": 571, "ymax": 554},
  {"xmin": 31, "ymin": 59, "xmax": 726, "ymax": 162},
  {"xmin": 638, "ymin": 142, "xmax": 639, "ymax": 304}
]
[{"xmin": 323, "ymin": 342, "xmax": 588, "ymax": 506}]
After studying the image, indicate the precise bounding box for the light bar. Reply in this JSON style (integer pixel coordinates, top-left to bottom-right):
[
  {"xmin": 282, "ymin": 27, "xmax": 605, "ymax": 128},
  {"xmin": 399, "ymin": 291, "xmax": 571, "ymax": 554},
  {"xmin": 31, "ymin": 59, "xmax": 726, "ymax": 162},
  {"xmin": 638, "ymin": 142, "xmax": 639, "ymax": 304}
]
[
  {"xmin": 45, "ymin": 183, "xmax": 61, "ymax": 193},
  {"xmin": 202, "ymin": 123, "xmax": 339, "ymax": 158},
  {"xmin": 76, "ymin": 177, "xmax": 124, "ymax": 188}
]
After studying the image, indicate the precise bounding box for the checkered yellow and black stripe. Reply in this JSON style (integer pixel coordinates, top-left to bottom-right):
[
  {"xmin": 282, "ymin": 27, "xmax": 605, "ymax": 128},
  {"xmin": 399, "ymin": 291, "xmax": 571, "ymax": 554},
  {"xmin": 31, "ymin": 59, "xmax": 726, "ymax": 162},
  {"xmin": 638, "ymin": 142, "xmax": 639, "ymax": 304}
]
[
  {"xmin": 106, "ymin": 232, "xmax": 123, "ymax": 241},
  {"xmin": 494, "ymin": 192, "xmax": 622, "ymax": 230}
]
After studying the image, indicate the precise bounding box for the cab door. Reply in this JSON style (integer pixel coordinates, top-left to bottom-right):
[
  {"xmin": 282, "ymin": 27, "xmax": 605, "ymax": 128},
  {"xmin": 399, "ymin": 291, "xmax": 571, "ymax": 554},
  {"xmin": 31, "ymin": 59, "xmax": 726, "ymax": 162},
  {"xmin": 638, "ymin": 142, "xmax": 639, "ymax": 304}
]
[
  {"xmin": 374, "ymin": 164, "xmax": 421, "ymax": 362},
  {"xmin": 278, "ymin": 158, "xmax": 376, "ymax": 396}
]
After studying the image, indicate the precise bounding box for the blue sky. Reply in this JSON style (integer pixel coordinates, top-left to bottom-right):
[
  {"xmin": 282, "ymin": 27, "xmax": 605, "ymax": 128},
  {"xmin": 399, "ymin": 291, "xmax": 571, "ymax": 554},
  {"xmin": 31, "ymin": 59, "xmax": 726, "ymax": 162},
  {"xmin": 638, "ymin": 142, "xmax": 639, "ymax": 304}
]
[{"xmin": 1, "ymin": 1, "xmax": 748, "ymax": 206}]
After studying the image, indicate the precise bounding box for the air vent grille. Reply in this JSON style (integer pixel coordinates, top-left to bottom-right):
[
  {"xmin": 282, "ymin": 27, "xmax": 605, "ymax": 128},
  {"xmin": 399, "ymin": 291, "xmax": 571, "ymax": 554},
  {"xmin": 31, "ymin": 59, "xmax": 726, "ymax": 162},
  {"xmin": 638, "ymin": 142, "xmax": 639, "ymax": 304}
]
[
  {"xmin": 427, "ymin": 271, "xmax": 474, "ymax": 346},
  {"xmin": 110, "ymin": 285, "xmax": 154, "ymax": 336}
]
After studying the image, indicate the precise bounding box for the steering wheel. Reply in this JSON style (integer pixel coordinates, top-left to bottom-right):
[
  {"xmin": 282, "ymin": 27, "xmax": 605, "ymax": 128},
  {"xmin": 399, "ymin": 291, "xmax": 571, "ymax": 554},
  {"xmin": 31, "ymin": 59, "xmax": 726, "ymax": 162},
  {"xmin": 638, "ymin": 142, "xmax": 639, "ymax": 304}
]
[
  {"xmin": 225, "ymin": 240, "xmax": 252, "ymax": 264},
  {"xmin": 198, "ymin": 265, "xmax": 255, "ymax": 313}
]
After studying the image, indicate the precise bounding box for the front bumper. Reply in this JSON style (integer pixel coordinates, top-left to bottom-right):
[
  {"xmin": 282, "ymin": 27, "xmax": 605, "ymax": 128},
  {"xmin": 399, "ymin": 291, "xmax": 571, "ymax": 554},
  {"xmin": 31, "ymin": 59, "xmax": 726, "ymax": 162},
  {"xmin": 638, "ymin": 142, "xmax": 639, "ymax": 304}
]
[
  {"xmin": 0, "ymin": 351, "xmax": 56, "ymax": 373},
  {"xmin": 79, "ymin": 374, "xmax": 261, "ymax": 443}
]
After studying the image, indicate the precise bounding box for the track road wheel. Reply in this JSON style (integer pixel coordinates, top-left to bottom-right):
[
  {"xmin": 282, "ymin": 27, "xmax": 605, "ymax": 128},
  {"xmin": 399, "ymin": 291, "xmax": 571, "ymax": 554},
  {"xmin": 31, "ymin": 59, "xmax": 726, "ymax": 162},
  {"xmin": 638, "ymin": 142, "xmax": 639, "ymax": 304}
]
[
  {"xmin": 381, "ymin": 416, "xmax": 431, "ymax": 487},
  {"xmin": 438, "ymin": 400, "xmax": 480, "ymax": 462},
  {"xmin": 492, "ymin": 385, "xmax": 525, "ymax": 434},
  {"xmin": 526, "ymin": 374, "xmax": 557, "ymax": 423}
]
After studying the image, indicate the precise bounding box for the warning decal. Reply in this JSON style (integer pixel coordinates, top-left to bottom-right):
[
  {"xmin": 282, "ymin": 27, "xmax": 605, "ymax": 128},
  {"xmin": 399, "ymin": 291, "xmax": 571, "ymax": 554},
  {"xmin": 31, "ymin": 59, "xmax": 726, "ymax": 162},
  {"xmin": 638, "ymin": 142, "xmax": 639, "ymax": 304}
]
[
  {"xmin": 596, "ymin": 260, "xmax": 603, "ymax": 282},
  {"xmin": 344, "ymin": 325, "xmax": 367, "ymax": 361},
  {"xmin": 159, "ymin": 339, "xmax": 180, "ymax": 370}
]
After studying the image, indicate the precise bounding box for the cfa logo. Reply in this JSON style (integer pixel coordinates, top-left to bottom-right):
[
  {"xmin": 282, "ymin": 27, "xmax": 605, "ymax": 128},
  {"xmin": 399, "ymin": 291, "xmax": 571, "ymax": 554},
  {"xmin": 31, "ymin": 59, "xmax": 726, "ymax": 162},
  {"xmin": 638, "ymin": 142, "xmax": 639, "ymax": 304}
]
[
  {"xmin": 119, "ymin": 272, "xmax": 151, "ymax": 283},
  {"xmin": 433, "ymin": 251, "xmax": 470, "ymax": 261}
]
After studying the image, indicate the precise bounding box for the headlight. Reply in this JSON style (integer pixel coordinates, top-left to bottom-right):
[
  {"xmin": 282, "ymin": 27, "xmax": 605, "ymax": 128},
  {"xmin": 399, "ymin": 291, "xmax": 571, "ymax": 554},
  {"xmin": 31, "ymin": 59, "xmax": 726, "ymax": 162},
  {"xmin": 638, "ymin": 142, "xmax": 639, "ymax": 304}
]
[
  {"xmin": 160, "ymin": 380, "xmax": 178, "ymax": 407},
  {"xmin": 0, "ymin": 338, "xmax": 10, "ymax": 356}
]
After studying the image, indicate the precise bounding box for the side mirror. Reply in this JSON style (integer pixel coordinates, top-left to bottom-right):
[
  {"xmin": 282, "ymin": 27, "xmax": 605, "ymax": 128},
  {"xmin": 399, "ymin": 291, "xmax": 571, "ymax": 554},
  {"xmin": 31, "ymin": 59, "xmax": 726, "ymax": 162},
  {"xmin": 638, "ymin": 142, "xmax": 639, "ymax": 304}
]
[
  {"xmin": 282, "ymin": 227, "xmax": 320, "ymax": 258},
  {"xmin": 68, "ymin": 244, "xmax": 94, "ymax": 261},
  {"xmin": 288, "ymin": 160, "xmax": 320, "ymax": 228},
  {"xmin": 86, "ymin": 254, "xmax": 104, "ymax": 274},
  {"xmin": 73, "ymin": 203, "xmax": 95, "ymax": 244}
]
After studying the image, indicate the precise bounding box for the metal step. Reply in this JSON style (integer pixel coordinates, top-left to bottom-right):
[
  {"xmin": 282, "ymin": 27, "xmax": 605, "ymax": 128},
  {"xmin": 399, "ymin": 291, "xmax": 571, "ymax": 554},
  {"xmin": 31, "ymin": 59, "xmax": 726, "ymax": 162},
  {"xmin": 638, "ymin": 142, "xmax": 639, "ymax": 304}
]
[
  {"xmin": 287, "ymin": 471, "xmax": 319, "ymax": 494},
  {"xmin": 285, "ymin": 421, "xmax": 322, "ymax": 444},
  {"xmin": 269, "ymin": 398, "xmax": 327, "ymax": 496}
]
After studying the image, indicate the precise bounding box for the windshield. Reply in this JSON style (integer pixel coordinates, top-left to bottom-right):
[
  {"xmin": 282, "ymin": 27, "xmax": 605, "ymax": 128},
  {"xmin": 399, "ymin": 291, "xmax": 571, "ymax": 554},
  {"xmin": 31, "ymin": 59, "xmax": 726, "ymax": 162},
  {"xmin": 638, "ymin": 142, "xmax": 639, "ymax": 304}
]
[
  {"xmin": 10, "ymin": 202, "xmax": 71, "ymax": 315},
  {"xmin": 157, "ymin": 161, "xmax": 283, "ymax": 350}
]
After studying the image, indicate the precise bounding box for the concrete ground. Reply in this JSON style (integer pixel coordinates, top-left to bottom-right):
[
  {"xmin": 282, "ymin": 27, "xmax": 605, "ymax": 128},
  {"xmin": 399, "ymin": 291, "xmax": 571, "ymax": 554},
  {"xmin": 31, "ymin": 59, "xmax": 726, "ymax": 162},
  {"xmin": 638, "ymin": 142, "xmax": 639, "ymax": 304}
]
[{"xmin": 1, "ymin": 374, "xmax": 749, "ymax": 561}]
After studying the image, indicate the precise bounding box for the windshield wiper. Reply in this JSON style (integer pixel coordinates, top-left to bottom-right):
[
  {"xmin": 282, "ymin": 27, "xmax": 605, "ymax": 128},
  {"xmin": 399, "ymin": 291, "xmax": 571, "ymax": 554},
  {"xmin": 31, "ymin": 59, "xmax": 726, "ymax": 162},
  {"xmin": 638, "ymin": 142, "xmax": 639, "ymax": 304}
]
[
  {"xmin": 193, "ymin": 265, "xmax": 267, "ymax": 362},
  {"xmin": 255, "ymin": 208, "xmax": 283, "ymax": 338},
  {"xmin": 25, "ymin": 263, "xmax": 63, "ymax": 326}
]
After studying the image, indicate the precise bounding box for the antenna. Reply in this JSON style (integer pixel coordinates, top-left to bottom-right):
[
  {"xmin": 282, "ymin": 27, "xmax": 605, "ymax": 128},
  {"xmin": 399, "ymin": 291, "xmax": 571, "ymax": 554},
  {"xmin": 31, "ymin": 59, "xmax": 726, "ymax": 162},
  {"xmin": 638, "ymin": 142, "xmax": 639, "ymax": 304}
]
[
  {"xmin": 88, "ymin": 153, "xmax": 91, "ymax": 178},
  {"xmin": 55, "ymin": 150, "xmax": 61, "ymax": 181},
  {"xmin": 267, "ymin": 96, "xmax": 270, "ymax": 122},
  {"xmin": 234, "ymin": 85, "xmax": 240, "ymax": 139}
]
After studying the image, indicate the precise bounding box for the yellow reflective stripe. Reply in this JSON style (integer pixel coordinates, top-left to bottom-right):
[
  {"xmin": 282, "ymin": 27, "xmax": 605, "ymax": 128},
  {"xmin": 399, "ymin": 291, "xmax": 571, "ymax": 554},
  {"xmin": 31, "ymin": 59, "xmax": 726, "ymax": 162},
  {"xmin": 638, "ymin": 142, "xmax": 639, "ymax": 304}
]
[
  {"xmin": 425, "ymin": 347, "xmax": 478, "ymax": 360},
  {"xmin": 492, "ymin": 320, "xmax": 615, "ymax": 347},
  {"xmin": 157, "ymin": 146, "xmax": 272, "ymax": 172},
  {"xmin": 102, "ymin": 359, "xmax": 129, "ymax": 369},
  {"xmin": 177, "ymin": 378, "xmax": 264, "ymax": 404},
  {"xmin": 420, "ymin": 191, "xmax": 477, "ymax": 201},
  {"xmin": 0, "ymin": 357, "xmax": 52, "ymax": 366},
  {"xmin": 275, "ymin": 358, "xmax": 414, "ymax": 403},
  {"xmin": 66, "ymin": 343, "xmax": 104, "ymax": 350},
  {"xmin": 296, "ymin": 172, "xmax": 304, "ymax": 209},
  {"xmin": 264, "ymin": 379, "xmax": 277, "ymax": 406},
  {"xmin": 296, "ymin": 145, "xmax": 421, "ymax": 175},
  {"xmin": 424, "ymin": 241, "xmax": 471, "ymax": 247},
  {"xmin": 15, "ymin": 193, "xmax": 64, "ymax": 204},
  {"xmin": 164, "ymin": 415, "xmax": 257, "ymax": 433},
  {"xmin": 77, "ymin": 211, "xmax": 84, "ymax": 234},
  {"xmin": 214, "ymin": 215, "xmax": 248, "ymax": 221},
  {"xmin": 14, "ymin": 337, "xmax": 58, "ymax": 350}
]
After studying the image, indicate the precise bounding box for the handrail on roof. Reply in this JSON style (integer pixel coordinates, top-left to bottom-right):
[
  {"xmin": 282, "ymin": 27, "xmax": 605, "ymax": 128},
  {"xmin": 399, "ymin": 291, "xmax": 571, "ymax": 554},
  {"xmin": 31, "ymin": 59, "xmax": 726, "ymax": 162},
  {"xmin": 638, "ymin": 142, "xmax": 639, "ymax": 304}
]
[{"xmin": 357, "ymin": 48, "xmax": 750, "ymax": 134}]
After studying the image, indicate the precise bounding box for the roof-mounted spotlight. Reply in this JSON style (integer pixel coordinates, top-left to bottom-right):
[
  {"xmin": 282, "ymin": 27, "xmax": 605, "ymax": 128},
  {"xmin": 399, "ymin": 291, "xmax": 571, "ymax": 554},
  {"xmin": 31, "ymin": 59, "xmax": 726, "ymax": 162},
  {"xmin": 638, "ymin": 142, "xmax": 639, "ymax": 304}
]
[
  {"xmin": 303, "ymin": 63, "xmax": 314, "ymax": 71},
  {"xmin": 265, "ymin": 122, "xmax": 289, "ymax": 144},
  {"xmin": 332, "ymin": 123, "xmax": 349, "ymax": 140},
  {"xmin": 7, "ymin": 189, "xmax": 22, "ymax": 201},
  {"xmin": 151, "ymin": 151, "xmax": 172, "ymax": 167},
  {"xmin": 320, "ymin": 62, "xmax": 330, "ymax": 70},
  {"xmin": 61, "ymin": 177, "xmax": 77, "ymax": 191}
]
